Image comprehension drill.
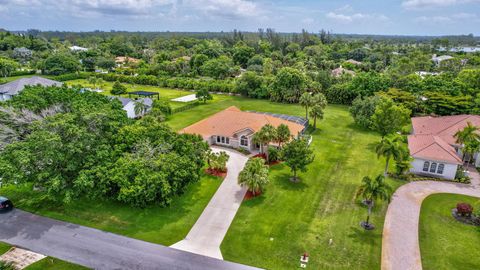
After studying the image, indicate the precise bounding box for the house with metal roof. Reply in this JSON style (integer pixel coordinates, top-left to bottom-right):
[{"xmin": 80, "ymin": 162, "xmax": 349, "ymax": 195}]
[
  {"xmin": 408, "ymin": 115, "xmax": 480, "ymax": 180},
  {"xmin": 109, "ymin": 96, "xmax": 153, "ymax": 118},
  {"xmin": 0, "ymin": 76, "xmax": 63, "ymax": 101}
]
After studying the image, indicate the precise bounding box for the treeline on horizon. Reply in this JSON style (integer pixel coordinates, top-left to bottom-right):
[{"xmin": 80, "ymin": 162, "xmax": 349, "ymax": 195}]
[{"xmin": 3, "ymin": 28, "xmax": 479, "ymax": 45}]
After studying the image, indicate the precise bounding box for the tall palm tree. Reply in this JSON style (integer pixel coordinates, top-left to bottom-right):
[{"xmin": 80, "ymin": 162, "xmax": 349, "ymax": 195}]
[
  {"xmin": 238, "ymin": 157, "xmax": 269, "ymax": 196},
  {"xmin": 276, "ymin": 124, "xmax": 291, "ymax": 147},
  {"xmin": 375, "ymin": 134, "xmax": 404, "ymax": 176},
  {"xmin": 357, "ymin": 175, "xmax": 392, "ymax": 230},
  {"xmin": 464, "ymin": 140, "xmax": 480, "ymax": 165},
  {"xmin": 309, "ymin": 93, "xmax": 328, "ymax": 129},
  {"xmin": 253, "ymin": 124, "xmax": 277, "ymax": 162},
  {"xmin": 134, "ymin": 101, "xmax": 147, "ymax": 117},
  {"xmin": 299, "ymin": 92, "xmax": 313, "ymax": 121},
  {"xmin": 454, "ymin": 122, "xmax": 480, "ymax": 162}
]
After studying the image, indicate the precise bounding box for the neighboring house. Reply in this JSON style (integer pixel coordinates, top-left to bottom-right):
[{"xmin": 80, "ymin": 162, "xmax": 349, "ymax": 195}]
[
  {"xmin": 0, "ymin": 76, "xmax": 63, "ymax": 101},
  {"xmin": 432, "ymin": 54, "xmax": 453, "ymax": 66},
  {"xmin": 181, "ymin": 106, "xmax": 307, "ymax": 151},
  {"xmin": 69, "ymin": 45, "xmax": 88, "ymax": 52},
  {"xmin": 110, "ymin": 97, "xmax": 153, "ymax": 118},
  {"xmin": 346, "ymin": 59, "xmax": 362, "ymax": 65},
  {"xmin": 408, "ymin": 115, "xmax": 480, "ymax": 180},
  {"xmin": 331, "ymin": 66, "xmax": 356, "ymax": 78},
  {"xmin": 115, "ymin": 56, "xmax": 141, "ymax": 67},
  {"xmin": 415, "ymin": 71, "xmax": 440, "ymax": 78}
]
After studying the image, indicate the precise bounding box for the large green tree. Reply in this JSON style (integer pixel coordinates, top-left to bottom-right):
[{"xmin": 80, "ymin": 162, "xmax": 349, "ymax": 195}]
[
  {"xmin": 270, "ymin": 67, "xmax": 307, "ymax": 103},
  {"xmin": 281, "ymin": 138, "xmax": 314, "ymax": 182},
  {"xmin": 372, "ymin": 98, "xmax": 411, "ymax": 139}
]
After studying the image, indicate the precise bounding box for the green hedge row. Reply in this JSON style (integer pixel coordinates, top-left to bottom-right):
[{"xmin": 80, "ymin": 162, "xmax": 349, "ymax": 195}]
[{"xmin": 97, "ymin": 73, "xmax": 236, "ymax": 93}]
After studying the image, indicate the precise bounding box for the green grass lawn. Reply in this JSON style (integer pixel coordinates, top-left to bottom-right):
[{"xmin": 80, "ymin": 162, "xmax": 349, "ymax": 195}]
[
  {"xmin": 0, "ymin": 242, "xmax": 11, "ymax": 255},
  {"xmin": 0, "ymin": 174, "xmax": 221, "ymax": 246},
  {"xmin": 65, "ymin": 79, "xmax": 195, "ymax": 109},
  {"xmin": 419, "ymin": 194, "xmax": 480, "ymax": 270},
  {"xmin": 25, "ymin": 257, "xmax": 89, "ymax": 270},
  {"xmin": 167, "ymin": 96, "xmax": 404, "ymax": 269}
]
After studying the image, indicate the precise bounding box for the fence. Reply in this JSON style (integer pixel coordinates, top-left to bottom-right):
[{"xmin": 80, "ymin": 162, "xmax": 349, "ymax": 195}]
[{"xmin": 172, "ymin": 101, "xmax": 200, "ymax": 113}]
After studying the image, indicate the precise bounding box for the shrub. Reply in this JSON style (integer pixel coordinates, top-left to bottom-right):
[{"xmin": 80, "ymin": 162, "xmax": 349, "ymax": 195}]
[
  {"xmin": 456, "ymin": 203, "xmax": 473, "ymax": 217},
  {"xmin": 267, "ymin": 146, "xmax": 280, "ymax": 162}
]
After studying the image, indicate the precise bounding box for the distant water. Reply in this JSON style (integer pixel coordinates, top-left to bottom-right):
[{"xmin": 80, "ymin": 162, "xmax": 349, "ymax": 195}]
[{"xmin": 439, "ymin": 46, "xmax": 480, "ymax": 53}]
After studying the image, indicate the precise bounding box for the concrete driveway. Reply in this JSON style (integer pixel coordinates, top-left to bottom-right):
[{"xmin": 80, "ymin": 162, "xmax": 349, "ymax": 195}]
[
  {"xmin": 381, "ymin": 167, "xmax": 480, "ymax": 270},
  {"xmin": 171, "ymin": 147, "xmax": 249, "ymax": 260},
  {"xmin": 0, "ymin": 209, "xmax": 260, "ymax": 270}
]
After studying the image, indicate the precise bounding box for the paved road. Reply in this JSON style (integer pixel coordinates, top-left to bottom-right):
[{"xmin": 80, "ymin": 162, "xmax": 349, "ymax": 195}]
[
  {"xmin": 381, "ymin": 167, "xmax": 480, "ymax": 270},
  {"xmin": 171, "ymin": 147, "xmax": 249, "ymax": 260},
  {"xmin": 0, "ymin": 209, "xmax": 260, "ymax": 270}
]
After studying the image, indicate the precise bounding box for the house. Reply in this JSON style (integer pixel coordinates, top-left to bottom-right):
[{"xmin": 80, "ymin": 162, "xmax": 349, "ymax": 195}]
[
  {"xmin": 408, "ymin": 115, "xmax": 480, "ymax": 180},
  {"xmin": 432, "ymin": 54, "xmax": 453, "ymax": 66},
  {"xmin": 415, "ymin": 71, "xmax": 440, "ymax": 78},
  {"xmin": 331, "ymin": 66, "xmax": 356, "ymax": 78},
  {"xmin": 181, "ymin": 106, "xmax": 307, "ymax": 152},
  {"xmin": 0, "ymin": 76, "xmax": 63, "ymax": 101},
  {"xmin": 346, "ymin": 59, "xmax": 362, "ymax": 65},
  {"xmin": 69, "ymin": 46, "xmax": 88, "ymax": 52},
  {"xmin": 110, "ymin": 97, "xmax": 153, "ymax": 118},
  {"xmin": 115, "ymin": 56, "xmax": 140, "ymax": 67}
]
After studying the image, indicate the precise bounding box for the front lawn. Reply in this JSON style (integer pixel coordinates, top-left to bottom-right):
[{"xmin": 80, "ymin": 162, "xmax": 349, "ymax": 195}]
[
  {"xmin": 0, "ymin": 242, "xmax": 11, "ymax": 255},
  {"xmin": 419, "ymin": 194, "xmax": 480, "ymax": 270},
  {"xmin": 169, "ymin": 97, "xmax": 403, "ymax": 269},
  {"xmin": 0, "ymin": 174, "xmax": 221, "ymax": 246}
]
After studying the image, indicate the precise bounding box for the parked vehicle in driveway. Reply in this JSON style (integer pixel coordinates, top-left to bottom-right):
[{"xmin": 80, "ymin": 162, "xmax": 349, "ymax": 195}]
[{"xmin": 0, "ymin": 196, "xmax": 13, "ymax": 212}]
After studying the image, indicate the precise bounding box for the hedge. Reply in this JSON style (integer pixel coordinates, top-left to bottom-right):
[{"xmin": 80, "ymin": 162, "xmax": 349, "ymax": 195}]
[
  {"xmin": 96, "ymin": 73, "xmax": 236, "ymax": 93},
  {"xmin": 172, "ymin": 101, "xmax": 200, "ymax": 113}
]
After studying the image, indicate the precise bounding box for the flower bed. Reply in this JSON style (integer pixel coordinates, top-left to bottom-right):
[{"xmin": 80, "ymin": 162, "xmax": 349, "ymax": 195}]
[
  {"xmin": 205, "ymin": 168, "xmax": 227, "ymax": 179},
  {"xmin": 244, "ymin": 190, "xmax": 262, "ymax": 201}
]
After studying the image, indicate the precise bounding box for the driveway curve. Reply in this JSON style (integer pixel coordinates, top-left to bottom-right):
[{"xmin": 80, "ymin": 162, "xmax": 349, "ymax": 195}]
[
  {"xmin": 381, "ymin": 167, "xmax": 480, "ymax": 270},
  {"xmin": 171, "ymin": 147, "xmax": 249, "ymax": 260}
]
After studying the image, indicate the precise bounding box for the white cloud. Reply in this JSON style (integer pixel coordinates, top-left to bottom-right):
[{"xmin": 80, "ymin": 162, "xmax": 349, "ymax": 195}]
[
  {"xmin": 301, "ymin": 18, "xmax": 314, "ymax": 24},
  {"xmin": 414, "ymin": 15, "xmax": 453, "ymax": 22},
  {"xmin": 326, "ymin": 12, "xmax": 388, "ymax": 23},
  {"xmin": 184, "ymin": 0, "xmax": 261, "ymax": 19},
  {"xmin": 402, "ymin": 0, "xmax": 479, "ymax": 10}
]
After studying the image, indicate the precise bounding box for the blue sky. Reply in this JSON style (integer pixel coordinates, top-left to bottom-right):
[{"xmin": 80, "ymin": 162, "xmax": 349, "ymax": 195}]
[{"xmin": 0, "ymin": 0, "xmax": 479, "ymax": 35}]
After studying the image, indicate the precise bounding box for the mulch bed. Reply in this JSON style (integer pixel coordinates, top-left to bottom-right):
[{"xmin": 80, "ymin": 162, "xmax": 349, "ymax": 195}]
[
  {"xmin": 252, "ymin": 153, "xmax": 281, "ymax": 166},
  {"xmin": 205, "ymin": 168, "xmax": 227, "ymax": 179},
  {"xmin": 244, "ymin": 190, "xmax": 262, "ymax": 201},
  {"xmin": 451, "ymin": 209, "xmax": 480, "ymax": 226}
]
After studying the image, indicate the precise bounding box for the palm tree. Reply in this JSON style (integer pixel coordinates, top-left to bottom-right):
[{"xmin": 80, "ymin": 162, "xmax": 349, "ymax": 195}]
[
  {"xmin": 238, "ymin": 157, "xmax": 269, "ymax": 196},
  {"xmin": 375, "ymin": 134, "xmax": 404, "ymax": 176},
  {"xmin": 464, "ymin": 140, "xmax": 480, "ymax": 165},
  {"xmin": 309, "ymin": 105, "xmax": 324, "ymax": 129},
  {"xmin": 134, "ymin": 101, "xmax": 147, "ymax": 117},
  {"xmin": 454, "ymin": 122, "xmax": 480, "ymax": 162},
  {"xmin": 253, "ymin": 124, "xmax": 277, "ymax": 162},
  {"xmin": 276, "ymin": 124, "xmax": 291, "ymax": 147},
  {"xmin": 357, "ymin": 175, "xmax": 392, "ymax": 230},
  {"xmin": 299, "ymin": 92, "xmax": 313, "ymax": 121},
  {"xmin": 309, "ymin": 93, "xmax": 328, "ymax": 129}
]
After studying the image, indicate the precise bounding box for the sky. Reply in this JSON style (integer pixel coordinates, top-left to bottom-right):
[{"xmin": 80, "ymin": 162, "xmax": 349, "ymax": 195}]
[{"xmin": 0, "ymin": 0, "xmax": 479, "ymax": 35}]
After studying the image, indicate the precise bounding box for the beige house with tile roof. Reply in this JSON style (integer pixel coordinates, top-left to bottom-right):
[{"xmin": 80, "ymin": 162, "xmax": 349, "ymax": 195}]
[
  {"xmin": 408, "ymin": 115, "xmax": 480, "ymax": 180},
  {"xmin": 181, "ymin": 106, "xmax": 307, "ymax": 151}
]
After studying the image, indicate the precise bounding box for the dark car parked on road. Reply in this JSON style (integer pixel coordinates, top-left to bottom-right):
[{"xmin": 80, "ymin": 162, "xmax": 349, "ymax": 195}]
[{"xmin": 0, "ymin": 196, "xmax": 13, "ymax": 212}]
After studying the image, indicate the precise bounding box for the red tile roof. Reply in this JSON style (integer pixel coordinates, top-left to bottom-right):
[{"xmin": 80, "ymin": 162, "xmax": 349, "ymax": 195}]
[
  {"xmin": 409, "ymin": 115, "xmax": 480, "ymax": 164},
  {"xmin": 181, "ymin": 106, "xmax": 305, "ymax": 140}
]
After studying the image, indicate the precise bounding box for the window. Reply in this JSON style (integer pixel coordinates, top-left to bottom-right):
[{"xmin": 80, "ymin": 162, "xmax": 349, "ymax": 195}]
[
  {"xmin": 240, "ymin": 136, "xmax": 248, "ymax": 147},
  {"xmin": 437, "ymin": 164, "xmax": 445, "ymax": 174},
  {"xmin": 226, "ymin": 137, "xmax": 230, "ymax": 144},
  {"xmin": 430, "ymin": 162, "xmax": 437, "ymax": 173},
  {"xmin": 423, "ymin": 161, "xmax": 430, "ymax": 172},
  {"xmin": 221, "ymin": 137, "xmax": 225, "ymax": 143},
  {"xmin": 216, "ymin": 136, "xmax": 220, "ymax": 143}
]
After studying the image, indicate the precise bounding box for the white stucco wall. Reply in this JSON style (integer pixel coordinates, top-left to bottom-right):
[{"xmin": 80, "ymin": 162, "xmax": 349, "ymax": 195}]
[
  {"xmin": 123, "ymin": 102, "xmax": 136, "ymax": 118},
  {"xmin": 410, "ymin": 158, "xmax": 458, "ymax": 180},
  {"xmin": 0, "ymin": 94, "xmax": 12, "ymax": 101}
]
